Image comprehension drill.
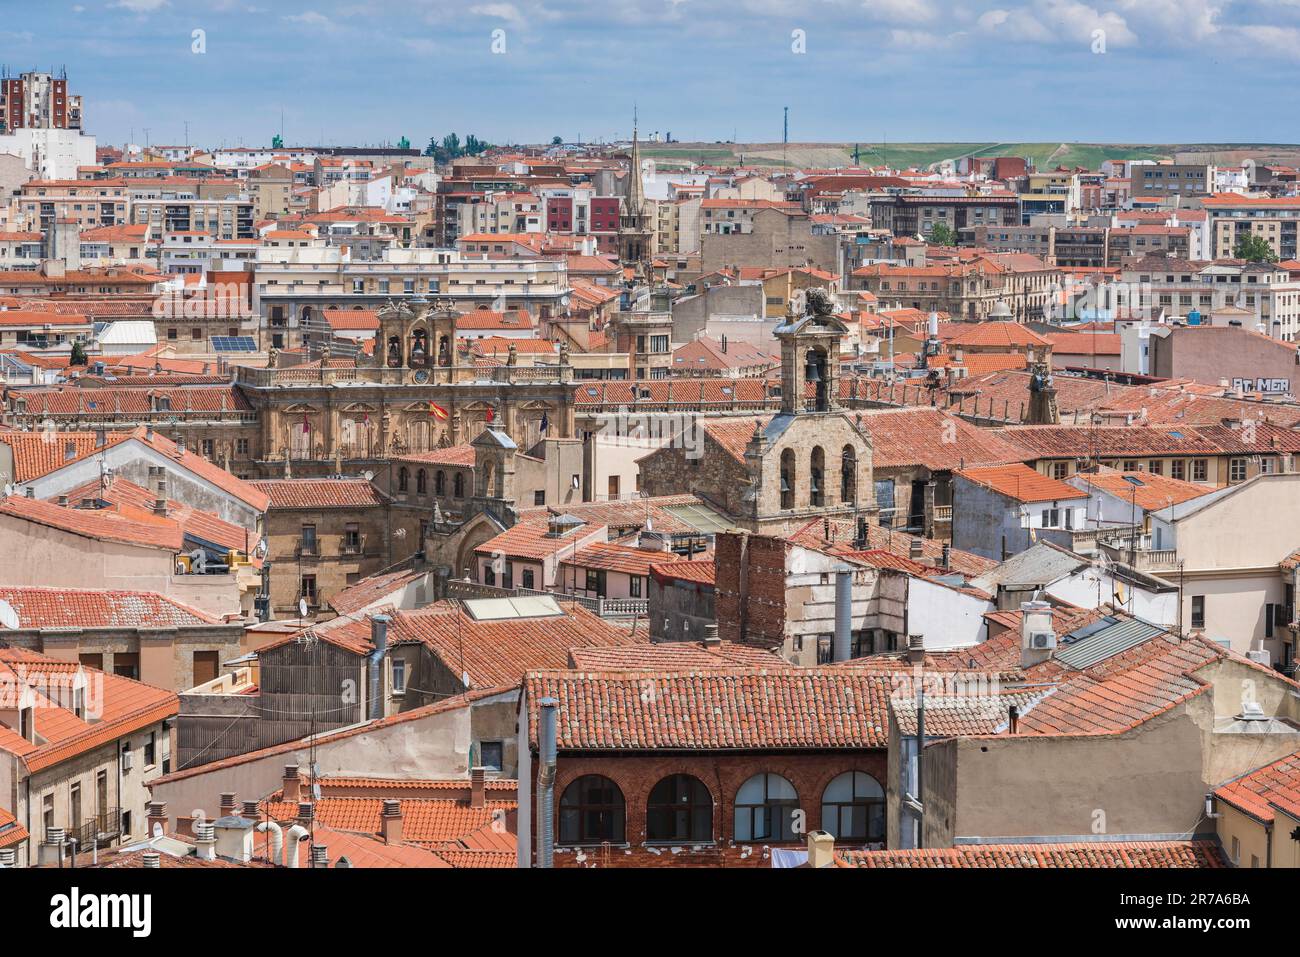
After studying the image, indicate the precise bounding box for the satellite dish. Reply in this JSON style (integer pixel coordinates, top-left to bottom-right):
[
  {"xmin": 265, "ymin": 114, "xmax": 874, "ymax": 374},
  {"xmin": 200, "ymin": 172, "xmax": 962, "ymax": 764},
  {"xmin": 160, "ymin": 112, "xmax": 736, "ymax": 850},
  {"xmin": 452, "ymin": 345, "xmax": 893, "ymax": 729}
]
[
  {"xmin": 462, "ymin": 671, "xmax": 471, "ymax": 688},
  {"xmin": 2, "ymin": 484, "xmax": 10, "ymax": 498},
  {"xmin": 0, "ymin": 600, "xmax": 17, "ymax": 630},
  {"xmin": 363, "ymin": 470, "xmax": 374, "ymax": 481},
  {"xmin": 254, "ymin": 539, "xmax": 268, "ymax": 557},
  {"xmin": 298, "ymin": 598, "xmax": 309, "ymax": 618}
]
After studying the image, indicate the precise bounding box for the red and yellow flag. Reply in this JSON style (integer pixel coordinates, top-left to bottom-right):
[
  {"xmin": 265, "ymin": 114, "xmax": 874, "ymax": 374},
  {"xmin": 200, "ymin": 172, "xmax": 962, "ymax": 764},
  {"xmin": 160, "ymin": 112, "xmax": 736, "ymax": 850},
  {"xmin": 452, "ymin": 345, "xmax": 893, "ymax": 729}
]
[{"xmin": 429, "ymin": 402, "xmax": 449, "ymax": 420}]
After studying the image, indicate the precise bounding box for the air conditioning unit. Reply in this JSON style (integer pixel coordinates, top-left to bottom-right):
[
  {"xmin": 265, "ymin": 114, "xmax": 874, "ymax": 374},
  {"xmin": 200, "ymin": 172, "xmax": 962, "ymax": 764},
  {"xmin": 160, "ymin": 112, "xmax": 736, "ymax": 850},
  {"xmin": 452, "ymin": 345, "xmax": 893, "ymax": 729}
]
[
  {"xmin": 121, "ymin": 750, "xmax": 134, "ymax": 770},
  {"xmin": 1029, "ymin": 631, "xmax": 1056, "ymax": 650}
]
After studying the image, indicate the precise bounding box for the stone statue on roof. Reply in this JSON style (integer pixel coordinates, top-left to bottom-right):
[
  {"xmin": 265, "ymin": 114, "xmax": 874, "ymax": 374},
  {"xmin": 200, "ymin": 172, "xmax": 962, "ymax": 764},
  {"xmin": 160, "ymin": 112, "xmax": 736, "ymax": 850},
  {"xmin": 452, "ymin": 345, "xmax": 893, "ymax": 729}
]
[{"xmin": 805, "ymin": 287, "xmax": 835, "ymax": 317}]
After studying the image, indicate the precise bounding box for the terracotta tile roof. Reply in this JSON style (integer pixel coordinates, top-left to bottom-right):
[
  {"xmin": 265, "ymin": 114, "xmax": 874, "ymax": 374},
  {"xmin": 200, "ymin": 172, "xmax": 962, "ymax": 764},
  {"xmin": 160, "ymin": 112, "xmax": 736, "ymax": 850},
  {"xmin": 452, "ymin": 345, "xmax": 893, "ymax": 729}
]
[
  {"xmin": 0, "ymin": 585, "xmax": 219, "ymax": 629},
  {"xmin": 389, "ymin": 602, "xmax": 641, "ymax": 689},
  {"xmin": 995, "ymin": 423, "xmax": 1300, "ymax": 459},
  {"xmin": 671, "ymin": 337, "xmax": 778, "ymax": 373},
  {"xmin": 251, "ymin": 478, "xmax": 389, "ymax": 509},
  {"xmin": 511, "ymin": 495, "xmax": 708, "ymax": 536},
  {"xmin": 394, "ymin": 444, "xmax": 476, "ymax": 468},
  {"xmin": 948, "ymin": 322, "xmax": 1053, "ymax": 349},
  {"xmin": 475, "ymin": 518, "xmax": 606, "ymax": 562},
  {"xmin": 956, "ymin": 463, "xmax": 1088, "ymax": 503},
  {"xmin": 323, "ymin": 308, "xmax": 380, "ymax": 331},
  {"xmin": 559, "ymin": 541, "xmax": 681, "ymax": 577},
  {"xmin": 0, "ymin": 494, "xmax": 184, "ymax": 551},
  {"xmin": 864, "ymin": 407, "xmax": 1026, "ymax": 472},
  {"xmin": 55, "ymin": 476, "xmax": 258, "ymax": 562},
  {"xmin": 261, "ymin": 793, "xmax": 514, "ymax": 848},
  {"xmin": 790, "ymin": 517, "xmax": 997, "ymax": 577},
  {"xmin": 1044, "ymin": 332, "xmax": 1122, "ymax": 356},
  {"xmin": 838, "ymin": 549, "xmax": 931, "ymax": 575},
  {"xmin": 0, "ymin": 807, "xmax": 29, "ymax": 849},
  {"xmin": 650, "ymin": 558, "xmax": 715, "ymax": 586},
  {"xmin": 568, "ymin": 641, "xmax": 784, "ymax": 671},
  {"xmin": 0, "ymin": 648, "xmax": 178, "ymax": 773},
  {"xmin": 524, "ymin": 669, "xmax": 893, "ymax": 751},
  {"xmin": 1070, "ymin": 468, "xmax": 1214, "ymax": 511},
  {"xmin": 0, "ymin": 431, "xmax": 132, "ymax": 481},
  {"xmin": 837, "ymin": 840, "xmax": 1227, "ymax": 868},
  {"xmin": 1215, "ymin": 749, "xmax": 1300, "ymax": 824},
  {"xmin": 328, "ymin": 565, "xmax": 430, "ymax": 616}
]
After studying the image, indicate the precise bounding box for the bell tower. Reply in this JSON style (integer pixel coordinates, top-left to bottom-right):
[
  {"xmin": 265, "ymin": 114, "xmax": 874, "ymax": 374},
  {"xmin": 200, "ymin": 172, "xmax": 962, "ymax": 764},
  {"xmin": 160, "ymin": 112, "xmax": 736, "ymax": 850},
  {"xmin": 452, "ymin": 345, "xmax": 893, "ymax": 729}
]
[{"xmin": 774, "ymin": 288, "xmax": 847, "ymax": 415}]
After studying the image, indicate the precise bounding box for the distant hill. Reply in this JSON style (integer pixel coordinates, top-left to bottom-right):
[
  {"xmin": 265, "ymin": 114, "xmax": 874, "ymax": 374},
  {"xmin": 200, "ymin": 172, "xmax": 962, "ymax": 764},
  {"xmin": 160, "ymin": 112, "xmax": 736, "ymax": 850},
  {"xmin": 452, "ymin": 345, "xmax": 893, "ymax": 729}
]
[{"xmin": 638, "ymin": 142, "xmax": 1300, "ymax": 172}]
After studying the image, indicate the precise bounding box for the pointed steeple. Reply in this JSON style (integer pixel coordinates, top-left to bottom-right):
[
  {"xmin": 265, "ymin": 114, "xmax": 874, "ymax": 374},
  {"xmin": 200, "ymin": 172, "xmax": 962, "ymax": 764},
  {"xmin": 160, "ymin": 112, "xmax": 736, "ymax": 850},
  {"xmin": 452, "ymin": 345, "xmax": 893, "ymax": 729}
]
[{"xmin": 627, "ymin": 107, "xmax": 646, "ymax": 214}]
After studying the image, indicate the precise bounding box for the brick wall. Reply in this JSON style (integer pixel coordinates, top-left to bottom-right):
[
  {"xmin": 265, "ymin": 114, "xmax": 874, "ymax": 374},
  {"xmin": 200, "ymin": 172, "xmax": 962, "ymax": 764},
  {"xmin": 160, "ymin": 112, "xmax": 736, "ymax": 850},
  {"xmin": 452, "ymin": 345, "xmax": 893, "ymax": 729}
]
[{"xmin": 538, "ymin": 750, "xmax": 888, "ymax": 868}]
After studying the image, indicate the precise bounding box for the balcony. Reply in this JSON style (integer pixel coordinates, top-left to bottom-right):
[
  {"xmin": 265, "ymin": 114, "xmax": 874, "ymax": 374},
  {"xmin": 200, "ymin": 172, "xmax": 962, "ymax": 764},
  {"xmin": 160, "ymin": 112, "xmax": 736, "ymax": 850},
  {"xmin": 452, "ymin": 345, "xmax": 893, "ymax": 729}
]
[{"xmin": 74, "ymin": 808, "xmax": 123, "ymax": 851}]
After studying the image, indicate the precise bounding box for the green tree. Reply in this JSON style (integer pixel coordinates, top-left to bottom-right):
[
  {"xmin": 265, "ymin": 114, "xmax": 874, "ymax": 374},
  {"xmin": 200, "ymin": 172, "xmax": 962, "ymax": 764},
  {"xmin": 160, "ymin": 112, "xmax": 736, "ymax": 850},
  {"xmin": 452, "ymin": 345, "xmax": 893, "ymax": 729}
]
[
  {"xmin": 551, "ymin": 135, "xmax": 563, "ymax": 146},
  {"xmin": 1234, "ymin": 233, "xmax": 1278, "ymax": 263},
  {"xmin": 70, "ymin": 340, "xmax": 88, "ymax": 366},
  {"xmin": 441, "ymin": 133, "xmax": 462, "ymax": 158},
  {"xmin": 928, "ymin": 222, "xmax": 957, "ymax": 246}
]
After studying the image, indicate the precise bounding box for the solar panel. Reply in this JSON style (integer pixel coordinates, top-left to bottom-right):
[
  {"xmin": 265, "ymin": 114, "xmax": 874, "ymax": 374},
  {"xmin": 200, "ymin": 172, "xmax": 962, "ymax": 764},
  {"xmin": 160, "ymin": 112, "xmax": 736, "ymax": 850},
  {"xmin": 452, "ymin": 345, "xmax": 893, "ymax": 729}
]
[{"xmin": 212, "ymin": 336, "xmax": 257, "ymax": 352}]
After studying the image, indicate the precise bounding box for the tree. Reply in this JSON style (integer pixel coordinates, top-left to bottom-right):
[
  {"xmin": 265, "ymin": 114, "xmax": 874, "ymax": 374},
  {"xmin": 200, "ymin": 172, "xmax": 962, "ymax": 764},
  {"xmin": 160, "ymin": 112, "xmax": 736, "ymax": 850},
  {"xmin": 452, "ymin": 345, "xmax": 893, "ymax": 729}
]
[
  {"xmin": 928, "ymin": 222, "xmax": 956, "ymax": 246},
  {"xmin": 1234, "ymin": 233, "xmax": 1278, "ymax": 263},
  {"xmin": 70, "ymin": 340, "xmax": 88, "ymax": 366},
  {"xmin": 551, "ymin": 135, "xmax": 563, "ymax": 146}
]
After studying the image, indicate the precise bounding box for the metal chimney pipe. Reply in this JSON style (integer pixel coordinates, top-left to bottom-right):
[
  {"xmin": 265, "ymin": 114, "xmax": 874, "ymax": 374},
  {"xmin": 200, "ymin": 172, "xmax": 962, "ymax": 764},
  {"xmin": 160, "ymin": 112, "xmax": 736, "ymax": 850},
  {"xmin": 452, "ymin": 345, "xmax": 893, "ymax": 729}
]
[
  {"xmin": 367, "ymin": 614, "xmax": 391, "ymax": 721},
  {"xmin": 833, "ymin": 565, "xmax": 853, "ymax": 662},
  {"xmin": 537, "ymin": 697, "xmax": 559, "ymax": 868},
  {"xmin": 141, "ymin": 851, "xmax": 161, "ymax": 869}
]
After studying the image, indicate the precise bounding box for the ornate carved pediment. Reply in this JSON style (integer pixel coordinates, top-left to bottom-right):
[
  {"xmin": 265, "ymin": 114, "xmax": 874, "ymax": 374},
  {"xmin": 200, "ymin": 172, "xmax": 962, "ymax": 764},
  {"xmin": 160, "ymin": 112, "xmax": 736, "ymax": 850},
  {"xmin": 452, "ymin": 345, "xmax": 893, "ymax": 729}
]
[
  {"xmin": 339, "ymin": 402, "xmax": 378, "ymax": 415},
  {"xmin": 283, "ymin": 403, "xmax": 319, "ymax": 414}
]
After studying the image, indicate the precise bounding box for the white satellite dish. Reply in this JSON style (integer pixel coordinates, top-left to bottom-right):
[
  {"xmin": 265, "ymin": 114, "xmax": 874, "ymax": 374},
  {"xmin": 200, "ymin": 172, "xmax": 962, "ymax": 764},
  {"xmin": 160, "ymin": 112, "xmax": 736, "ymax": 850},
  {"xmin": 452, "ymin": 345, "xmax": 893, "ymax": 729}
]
[
  {"xmin": 462, "ymin": 671, "xmax": 471, "ymax": 688},
  {"xmin": 298, "ymin": 598, "xmax": 309, "ymax": 619},
  {"xmin": 363, "ymin": 470, "xmax": 374, "ymax": 481},
  {"xmin": 0, "ymin": 600, "xmax": 17, "ymax": 630}
]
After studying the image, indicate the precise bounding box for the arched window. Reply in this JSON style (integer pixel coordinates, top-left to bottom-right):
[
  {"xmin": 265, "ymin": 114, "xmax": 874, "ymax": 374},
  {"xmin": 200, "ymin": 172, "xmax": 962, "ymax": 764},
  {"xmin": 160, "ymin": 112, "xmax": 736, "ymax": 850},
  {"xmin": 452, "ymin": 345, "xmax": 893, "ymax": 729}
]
[
  {"xmin": 841, "ymin": 445, "xmax": 857, "ymax": 504},
  {"xmin": 646, "ymin": 774, "xmax": 713, "ymax": 843},
  {"xmin": 435, "ymin": 470, "xmax": 446, "ymax": 496},
  {"xmin": 734, "ymin": 773, "xmax": 799, "ymax": 842},
  {"xmin": 821, "ymin": 771, "xmax": 884, "ymax": 842},
  {"xmin": 810, "ymin": 446, "xmax": 825, "ymax": 508},
  {"xmin": 398, "ymin": 467, "xmax": 409, "ymax": 492},
  {"xmin": 453, "ymin": 473, "xmax": 465, "ymax": 498},
  {"xmin": 416, "ymin": 469, "xmax": 427, "ymax": 495},
  {"xmin": 559, "ymin": 775, "xmax": 625, "ymax": 845},
  {"xmin": 780, "ymin": 448, "xmax": 795, "ymax": 510}
]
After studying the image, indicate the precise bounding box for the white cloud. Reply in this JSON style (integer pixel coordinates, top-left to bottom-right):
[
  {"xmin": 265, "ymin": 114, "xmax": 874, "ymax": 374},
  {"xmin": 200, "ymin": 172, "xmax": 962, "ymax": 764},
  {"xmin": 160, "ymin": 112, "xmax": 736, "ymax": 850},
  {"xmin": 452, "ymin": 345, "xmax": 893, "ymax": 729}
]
[
  {"xmin": 282, "ymin": 10, "xmax": 339, "ymax": 29},
  {"xmin": 470, "ymin": 3, "xmax": 529, "ymax": 28},
  {"xmin": 977, "ymin": 0, "xmax": 1136, "ymax": 47},
  {"xmin": 865, "ymin": 0, "xmax": 939, "ymax": 23},
  {"xmin": 111, "ymin": 0, "xmax": 170, "ymax": 11}
]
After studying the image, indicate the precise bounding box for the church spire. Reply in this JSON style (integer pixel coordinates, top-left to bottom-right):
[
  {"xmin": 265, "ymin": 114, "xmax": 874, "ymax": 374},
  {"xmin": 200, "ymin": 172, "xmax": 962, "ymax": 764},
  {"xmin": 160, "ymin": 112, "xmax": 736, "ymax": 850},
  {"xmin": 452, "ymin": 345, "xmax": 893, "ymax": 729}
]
[{"xmin": 627, "ymin": 107, "xmax": 646, "ymax": 214}]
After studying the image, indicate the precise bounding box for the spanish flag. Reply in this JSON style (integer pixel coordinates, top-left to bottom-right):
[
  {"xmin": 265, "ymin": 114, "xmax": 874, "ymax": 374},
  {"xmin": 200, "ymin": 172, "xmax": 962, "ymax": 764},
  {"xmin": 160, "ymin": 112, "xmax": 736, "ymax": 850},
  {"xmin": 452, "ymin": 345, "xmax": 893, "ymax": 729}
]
[{"xmin": 429, "ymin": 401, "xmax": 449, "ymax": 420}]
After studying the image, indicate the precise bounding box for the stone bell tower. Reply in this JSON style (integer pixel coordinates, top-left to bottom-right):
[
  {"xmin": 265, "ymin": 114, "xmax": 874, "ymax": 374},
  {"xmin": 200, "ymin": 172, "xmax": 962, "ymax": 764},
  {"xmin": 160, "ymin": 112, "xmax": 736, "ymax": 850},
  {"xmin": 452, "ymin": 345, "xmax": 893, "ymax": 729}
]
[{"xmin": 774, "ymin": 288, "xmax": 848, "ymax": 415}]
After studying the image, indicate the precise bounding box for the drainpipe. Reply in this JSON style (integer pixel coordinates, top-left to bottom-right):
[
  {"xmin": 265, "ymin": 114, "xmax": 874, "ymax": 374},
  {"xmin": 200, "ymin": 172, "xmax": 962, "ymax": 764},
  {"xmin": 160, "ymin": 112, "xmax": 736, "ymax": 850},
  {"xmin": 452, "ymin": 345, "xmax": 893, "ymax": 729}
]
[
  {"xmin": 367, "ymin": 614, "xmax": 390, "ymax": 721},
  {"xmin": 536, "ymin": 697, "xmax": 558, "ymax": 868},
  {"xmin": 833, "ymin": 565, "xmax": 853, "ymax": 662}
]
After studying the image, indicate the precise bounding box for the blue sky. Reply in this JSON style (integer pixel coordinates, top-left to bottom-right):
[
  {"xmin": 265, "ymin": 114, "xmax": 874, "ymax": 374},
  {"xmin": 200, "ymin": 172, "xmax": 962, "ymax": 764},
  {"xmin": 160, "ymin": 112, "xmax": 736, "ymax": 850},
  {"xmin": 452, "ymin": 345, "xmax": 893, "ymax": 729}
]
[{"xmin": 4, "ymin": 0, "xmax": 1300, "ymax": 148}]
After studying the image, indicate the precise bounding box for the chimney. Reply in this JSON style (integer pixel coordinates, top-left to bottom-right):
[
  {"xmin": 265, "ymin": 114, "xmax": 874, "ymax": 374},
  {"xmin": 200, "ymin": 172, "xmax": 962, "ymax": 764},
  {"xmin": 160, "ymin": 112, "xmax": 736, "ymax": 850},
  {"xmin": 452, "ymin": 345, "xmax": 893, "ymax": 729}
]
[
  {"xmin": 909, "ymin": 537, "xmax": 924, "ymax": 560},
  {"xmin": 297, "ymin": 801, "xmax": 314, "ymax": 827},
  {"xmin": 906, "ymin": 634, "xmax": 925, "ymax": 665},
  {"xmin": 833, "ymin": 564, "xmax": 853, "ymax": 662},
  {"xmin": 806, "ymin": 829, "xmax": 836, "ymax": 869},
  {"xmin": 940, "ymin": 543, "xmax": 951, "ymax": 571},
  {"xmin": 141, "ymin": 851, "xmax": 161, "ymax": 869},
  {"xmin": 1008, "ymin": 704, "xmax": 1021, "ymax": 735},
  {"xmin": 470, "ymin": 767, "xmax": 486, "ymax": 809},
  {"xmin": 282, "ymin": 764, "xmax": 301, "ymax": 803},
  {"xmin": 57, "ymin": 494, "xmax": 68, "ymax": 507},
  {"xmin": 219, "ymin": 792, "xmax": 237, "ymax": 817},
  {"xmin": 537, "ymin": 697, "xmax": 559, "ymax": 868},
  {"xmin": 1019, "ymin": 600, "xmax": 1056, "ymax": 668},
  {"xmin": 702, "ymin": 623, "xmax": 721, "ymax": 648},
  {"xmin": 310, "ymin": 844, "xmax": 329, "ymax": 868},
  {"xmin": 0, "ymin": 849, "xmax": 16, "ymax": 868},
  {"xmin": 153, "ymin": 492, "xmax": 167, "ymax": 516},
  {"xmin": 380, "ymin": 799, "xmax": 404, "ymax": 845},
  {"xmin": 147, "ymin": 801, "xmax": 168, "ymax": 836},
  {"xmin": 241, "ymin": 800, "xmax": 261, "ymax": 819},
  {"xmin": 39, "ymin": 827, "xmax": 66, "ymax": 867},
  {"xmin": 194, "ymin": 822, "xmax": 217, "ymax": 860}
]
